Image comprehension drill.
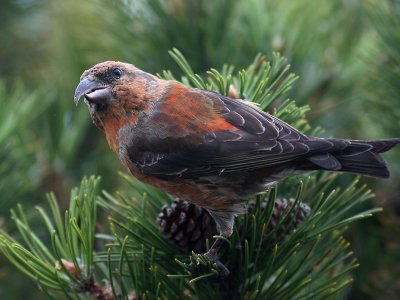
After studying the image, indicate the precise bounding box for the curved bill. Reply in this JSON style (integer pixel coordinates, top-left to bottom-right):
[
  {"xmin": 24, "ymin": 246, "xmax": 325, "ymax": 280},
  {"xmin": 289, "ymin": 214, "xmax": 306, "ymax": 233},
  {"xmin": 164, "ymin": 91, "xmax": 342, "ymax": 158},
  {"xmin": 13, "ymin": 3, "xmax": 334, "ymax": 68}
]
[{"xmin": 74, "ymin": 78, "xmax": 110, "ymax": 106}]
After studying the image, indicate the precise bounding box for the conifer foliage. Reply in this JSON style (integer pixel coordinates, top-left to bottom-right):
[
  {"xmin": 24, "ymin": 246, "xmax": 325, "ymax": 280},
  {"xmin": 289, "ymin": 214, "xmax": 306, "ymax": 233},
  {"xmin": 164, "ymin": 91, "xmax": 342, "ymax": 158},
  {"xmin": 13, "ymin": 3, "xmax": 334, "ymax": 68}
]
[{"xmin": 0, "ymin": 50, "xmax": 380, "ymax": 299}]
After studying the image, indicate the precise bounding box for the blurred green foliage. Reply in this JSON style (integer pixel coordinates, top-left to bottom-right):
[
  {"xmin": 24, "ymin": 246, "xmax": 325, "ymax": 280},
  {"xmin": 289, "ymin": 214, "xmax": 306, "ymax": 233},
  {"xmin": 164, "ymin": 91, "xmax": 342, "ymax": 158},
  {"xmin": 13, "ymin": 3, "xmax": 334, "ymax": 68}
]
[{"xmin": 0, "ymin": 0, "xmax": 399, "ymax": 299}]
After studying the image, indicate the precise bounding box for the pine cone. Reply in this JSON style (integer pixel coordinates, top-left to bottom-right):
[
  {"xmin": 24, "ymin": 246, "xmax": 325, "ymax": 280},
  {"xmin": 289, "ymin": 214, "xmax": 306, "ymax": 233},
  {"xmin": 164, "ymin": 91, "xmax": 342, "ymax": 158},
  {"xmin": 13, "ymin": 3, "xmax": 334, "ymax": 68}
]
[
  {"xmin": 157, "ymin": 198, "xmax": 310, "ymax": 252},
  {"xmin": 157, "ymin": 198, "xmax": 218, "ymax": 253},
  {"xmin": 248, "ymin": 198, "xmax": 311, "ymax": 240}
]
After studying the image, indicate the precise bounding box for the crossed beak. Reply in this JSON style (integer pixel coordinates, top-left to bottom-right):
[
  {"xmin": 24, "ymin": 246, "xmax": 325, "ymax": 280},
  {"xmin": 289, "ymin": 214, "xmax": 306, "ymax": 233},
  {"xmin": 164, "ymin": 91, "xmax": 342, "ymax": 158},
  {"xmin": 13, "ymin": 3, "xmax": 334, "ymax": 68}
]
[{"xmin": 74, "ymin": 77, "xmax": 113, "ymax": 106}]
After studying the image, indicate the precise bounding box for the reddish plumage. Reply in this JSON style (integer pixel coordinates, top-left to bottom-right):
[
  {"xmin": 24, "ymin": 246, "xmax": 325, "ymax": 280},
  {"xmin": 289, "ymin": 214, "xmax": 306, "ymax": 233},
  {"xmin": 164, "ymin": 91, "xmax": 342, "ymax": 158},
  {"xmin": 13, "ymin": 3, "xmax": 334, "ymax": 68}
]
[{"xmin": 74, "ymin": 61, "xmax": 400, "ymax": 240}]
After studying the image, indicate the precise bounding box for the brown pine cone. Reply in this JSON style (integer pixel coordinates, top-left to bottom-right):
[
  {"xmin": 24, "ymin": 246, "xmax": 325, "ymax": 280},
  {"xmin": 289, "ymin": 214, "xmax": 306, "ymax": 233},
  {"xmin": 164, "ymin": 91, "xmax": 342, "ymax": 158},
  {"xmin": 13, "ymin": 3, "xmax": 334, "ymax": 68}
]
[
  {"xmin": 157, "ymin": 198, "xmax": 310, "ymax": 252},
  {"xmin": 157, "ymin": 198, "xmax": 218, "ymax": 253},
  {"xmin": 248, "ymin": 198, "xmax": 311, "ymax": 240}
]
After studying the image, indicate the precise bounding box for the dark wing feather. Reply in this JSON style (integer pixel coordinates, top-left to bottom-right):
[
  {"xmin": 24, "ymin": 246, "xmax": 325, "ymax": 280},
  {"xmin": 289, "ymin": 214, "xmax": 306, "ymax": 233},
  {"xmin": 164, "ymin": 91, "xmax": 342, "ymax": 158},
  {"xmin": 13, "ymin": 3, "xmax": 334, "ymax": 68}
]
[{"xmin": 126, "ymin": 89, "xmax": 339, "ymax": 179}]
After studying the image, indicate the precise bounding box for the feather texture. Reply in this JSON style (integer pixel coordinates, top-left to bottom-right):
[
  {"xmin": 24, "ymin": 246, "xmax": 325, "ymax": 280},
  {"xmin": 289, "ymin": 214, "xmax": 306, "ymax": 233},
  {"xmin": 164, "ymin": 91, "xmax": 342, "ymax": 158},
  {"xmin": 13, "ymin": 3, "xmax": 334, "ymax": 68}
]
[
  {"xmin": 76, "ymin": 61, "xmax": 400, "ymax": 238},
  {"xmin": 126, "ymin": 87, "xmax": 399, "ymax": 182}
]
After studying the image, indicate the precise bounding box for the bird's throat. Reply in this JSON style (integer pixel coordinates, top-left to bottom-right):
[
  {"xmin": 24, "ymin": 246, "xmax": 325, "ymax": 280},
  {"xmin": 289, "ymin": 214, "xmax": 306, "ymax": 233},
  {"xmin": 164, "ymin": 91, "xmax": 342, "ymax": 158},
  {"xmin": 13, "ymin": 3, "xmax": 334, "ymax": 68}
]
[{"xmin": 103, "ymin": 114, "xmax": 138, "ymax": 154}]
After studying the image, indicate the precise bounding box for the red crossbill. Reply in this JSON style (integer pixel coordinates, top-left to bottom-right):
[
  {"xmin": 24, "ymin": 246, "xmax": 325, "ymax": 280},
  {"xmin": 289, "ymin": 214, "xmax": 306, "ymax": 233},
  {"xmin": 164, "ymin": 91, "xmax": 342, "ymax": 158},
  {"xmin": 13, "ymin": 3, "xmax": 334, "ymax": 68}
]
[{"xmin": 74, "ymin": 61, "xmax": 399, "ymax": 272}]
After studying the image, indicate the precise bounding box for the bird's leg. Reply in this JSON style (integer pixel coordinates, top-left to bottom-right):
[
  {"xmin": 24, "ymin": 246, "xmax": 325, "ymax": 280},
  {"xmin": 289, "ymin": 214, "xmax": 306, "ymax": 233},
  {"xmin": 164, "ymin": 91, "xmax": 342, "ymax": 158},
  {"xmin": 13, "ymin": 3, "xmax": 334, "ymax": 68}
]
[
  {"xmin": 206, "ymin": 238, "xmax": 223, "ymax": 258},
  {"xmin": 205, "ymin": 236, "xmax": 230, "ymax": 277},
  {"xmin": 204, "ymin": 210, "xmax": 237, "ymax": 277}
]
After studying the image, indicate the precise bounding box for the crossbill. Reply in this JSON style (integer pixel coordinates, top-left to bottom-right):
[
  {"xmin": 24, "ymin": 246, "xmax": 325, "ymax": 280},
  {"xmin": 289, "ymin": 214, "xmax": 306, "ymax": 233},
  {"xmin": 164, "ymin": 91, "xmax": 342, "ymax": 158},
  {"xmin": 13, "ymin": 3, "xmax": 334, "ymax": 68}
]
[{"xmin": 74, "ymin": 61, "xmax": 399, "ymax": 271}]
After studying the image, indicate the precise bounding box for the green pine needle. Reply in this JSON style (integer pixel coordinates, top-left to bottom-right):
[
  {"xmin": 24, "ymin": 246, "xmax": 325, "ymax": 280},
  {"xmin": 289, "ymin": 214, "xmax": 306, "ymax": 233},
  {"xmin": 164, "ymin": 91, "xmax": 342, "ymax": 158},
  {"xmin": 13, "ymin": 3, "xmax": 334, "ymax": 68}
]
[{"xmin": 0, "ymin": 51, "xmax": 383, "ymax": 299}]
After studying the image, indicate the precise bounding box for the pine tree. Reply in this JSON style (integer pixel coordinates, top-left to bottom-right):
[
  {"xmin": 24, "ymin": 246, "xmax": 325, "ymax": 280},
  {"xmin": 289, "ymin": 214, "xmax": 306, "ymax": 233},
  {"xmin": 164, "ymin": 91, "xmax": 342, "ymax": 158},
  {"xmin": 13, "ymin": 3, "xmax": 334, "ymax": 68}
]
[{"xmin": 0, "ymin": 50, "xmax": 381, "ymax": 299}]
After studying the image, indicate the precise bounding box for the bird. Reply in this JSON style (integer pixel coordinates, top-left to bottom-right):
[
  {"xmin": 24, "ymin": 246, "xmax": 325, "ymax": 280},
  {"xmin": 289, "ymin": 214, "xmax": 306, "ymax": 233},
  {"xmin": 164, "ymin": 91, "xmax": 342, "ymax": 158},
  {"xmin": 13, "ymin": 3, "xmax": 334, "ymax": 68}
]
[{"xmin": 74, "ymin": 61, "xmax": 399, "ymax": 275}]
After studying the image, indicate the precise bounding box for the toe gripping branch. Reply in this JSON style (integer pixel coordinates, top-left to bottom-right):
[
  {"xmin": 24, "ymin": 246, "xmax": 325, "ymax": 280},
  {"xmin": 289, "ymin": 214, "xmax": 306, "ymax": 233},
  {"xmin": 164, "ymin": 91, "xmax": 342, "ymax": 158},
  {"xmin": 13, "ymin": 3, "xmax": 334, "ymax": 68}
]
[{"xmin": 172, "ymin": 236, "xmax": 231, "ymax": 283}]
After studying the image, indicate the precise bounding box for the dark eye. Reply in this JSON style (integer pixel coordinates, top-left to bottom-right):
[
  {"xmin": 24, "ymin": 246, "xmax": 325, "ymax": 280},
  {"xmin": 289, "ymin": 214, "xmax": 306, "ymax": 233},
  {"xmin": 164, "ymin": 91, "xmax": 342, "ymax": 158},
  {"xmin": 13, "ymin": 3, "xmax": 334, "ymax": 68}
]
[{"xmin": 112, "ymin": 67, "xmax": 123, "ymax": 78}]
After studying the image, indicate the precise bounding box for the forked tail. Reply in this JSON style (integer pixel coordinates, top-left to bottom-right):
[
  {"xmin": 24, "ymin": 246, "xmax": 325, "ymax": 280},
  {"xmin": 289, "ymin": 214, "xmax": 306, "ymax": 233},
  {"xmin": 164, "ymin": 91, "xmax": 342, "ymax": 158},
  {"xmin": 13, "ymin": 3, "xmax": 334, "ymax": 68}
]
[{"xmin": 302, "ymin": 138, "xmax": 400, "ymax": 178}]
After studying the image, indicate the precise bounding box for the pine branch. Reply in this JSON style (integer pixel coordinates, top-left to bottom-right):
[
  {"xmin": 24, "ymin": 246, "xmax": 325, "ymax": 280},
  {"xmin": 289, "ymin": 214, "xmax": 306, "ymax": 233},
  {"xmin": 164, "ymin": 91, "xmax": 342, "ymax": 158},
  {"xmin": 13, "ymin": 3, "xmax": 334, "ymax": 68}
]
[
  {"xmin": 0, "ymin": 176, "xmax": 111, "ymax": 299},
  {"xmin": 95, "ymin": 51, "xmax": 377, "ymax": 299},
  {"xmin": 0, "ymin": 51, "xmax": 382, "ymax": 299}
]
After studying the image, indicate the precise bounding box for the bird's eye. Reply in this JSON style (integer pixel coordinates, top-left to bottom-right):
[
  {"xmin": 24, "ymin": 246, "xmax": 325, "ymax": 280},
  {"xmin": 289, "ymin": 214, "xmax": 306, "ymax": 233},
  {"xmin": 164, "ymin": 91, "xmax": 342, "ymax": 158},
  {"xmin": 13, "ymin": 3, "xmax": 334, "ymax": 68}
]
[{"xmin": 112, "ymin": 68, "xmax": 123, "ymax": 78}]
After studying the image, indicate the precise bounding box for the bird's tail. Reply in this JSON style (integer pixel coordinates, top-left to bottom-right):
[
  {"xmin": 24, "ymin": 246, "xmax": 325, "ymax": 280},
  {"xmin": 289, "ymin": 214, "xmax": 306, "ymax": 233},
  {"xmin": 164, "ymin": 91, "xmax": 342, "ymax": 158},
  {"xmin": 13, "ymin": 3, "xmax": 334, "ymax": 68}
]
[{"xmin": 301, "ymin": 138, "xmax": 400, "ymax": 178}]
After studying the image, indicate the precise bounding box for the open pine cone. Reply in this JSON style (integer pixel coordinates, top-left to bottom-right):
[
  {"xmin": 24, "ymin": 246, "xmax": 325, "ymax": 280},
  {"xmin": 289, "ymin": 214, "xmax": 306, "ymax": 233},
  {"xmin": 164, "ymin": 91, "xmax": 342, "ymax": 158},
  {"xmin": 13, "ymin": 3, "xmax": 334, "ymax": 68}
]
[
  {"xmin": 157, "ymin": 198, "xmax": 218, "ymax": 253},
  {"xmin": 157, "ymin": 198, "xmax": 311, "ymax": 252}
]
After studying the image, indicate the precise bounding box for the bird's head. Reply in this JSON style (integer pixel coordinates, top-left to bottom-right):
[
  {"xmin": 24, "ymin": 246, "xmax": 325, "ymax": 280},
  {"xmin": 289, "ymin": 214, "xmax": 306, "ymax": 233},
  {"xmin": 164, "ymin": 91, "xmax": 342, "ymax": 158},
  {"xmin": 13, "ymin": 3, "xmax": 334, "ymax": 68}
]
[
  {"xmin": 74, "ymin": 61, "xmax": 167, "ymax": 151},
  {"xmin": 74, "ymin": 61, "xmax": 140, "ymax": 114}
]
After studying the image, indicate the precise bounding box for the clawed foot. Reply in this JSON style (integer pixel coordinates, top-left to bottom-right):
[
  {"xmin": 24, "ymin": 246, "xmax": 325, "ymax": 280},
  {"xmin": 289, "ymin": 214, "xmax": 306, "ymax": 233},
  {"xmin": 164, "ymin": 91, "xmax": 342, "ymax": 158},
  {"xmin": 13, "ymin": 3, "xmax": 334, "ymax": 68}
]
[
  {"xmin": 177, "ymin": 237, "xmax": 230, "ymax": 279},
  {"xmin": 205, "ymin": 248, "xmax": 230, "ymax": 278},
  {"xmin": 204, "ymin": 238, "xmax": 230, "ymax": 277}
]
